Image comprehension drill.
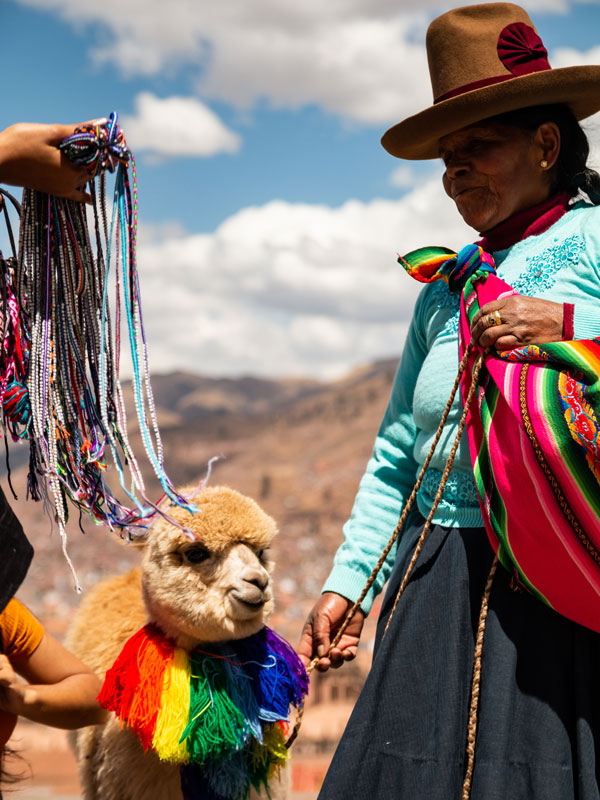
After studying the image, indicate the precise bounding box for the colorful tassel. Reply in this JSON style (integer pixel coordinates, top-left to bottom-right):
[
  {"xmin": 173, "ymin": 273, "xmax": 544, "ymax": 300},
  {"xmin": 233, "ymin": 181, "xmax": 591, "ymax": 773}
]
[{"xmin": 99, "ymin": 624, "xmax": 308, "ymax": 800}]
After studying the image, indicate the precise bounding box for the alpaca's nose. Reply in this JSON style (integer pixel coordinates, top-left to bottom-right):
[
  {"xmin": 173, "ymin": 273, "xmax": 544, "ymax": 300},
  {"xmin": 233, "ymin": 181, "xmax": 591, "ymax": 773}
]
[
  {"xmin": 243, "ymin": 565, "xmax": 269, "ymax": 592},
  {"xmin": 229, "ymin": 543, "xmax": 271, "ymax": 609}
]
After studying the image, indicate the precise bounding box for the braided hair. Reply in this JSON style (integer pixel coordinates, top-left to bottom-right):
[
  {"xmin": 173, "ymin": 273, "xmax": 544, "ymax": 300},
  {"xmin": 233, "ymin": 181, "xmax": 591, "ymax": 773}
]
[{"xmin": 491, "ymin": 103, "xmax": 600, "ymax": 204}]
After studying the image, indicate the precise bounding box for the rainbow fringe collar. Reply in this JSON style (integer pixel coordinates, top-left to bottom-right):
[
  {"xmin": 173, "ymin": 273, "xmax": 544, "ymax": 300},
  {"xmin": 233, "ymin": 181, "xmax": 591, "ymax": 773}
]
[{"xmin": 98, "ymin": 623, "xmax": 309, "ymax": 800}]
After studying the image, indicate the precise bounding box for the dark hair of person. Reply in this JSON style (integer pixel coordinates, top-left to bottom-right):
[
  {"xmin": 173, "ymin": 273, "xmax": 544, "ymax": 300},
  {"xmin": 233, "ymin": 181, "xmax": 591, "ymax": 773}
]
[
  {"xmin": 490, "ymin": 103, "xmax": 600, "ymax": 204},
  {"xmin": 0, "ymin": 748, "xmax": 28, "ymax": 798}
]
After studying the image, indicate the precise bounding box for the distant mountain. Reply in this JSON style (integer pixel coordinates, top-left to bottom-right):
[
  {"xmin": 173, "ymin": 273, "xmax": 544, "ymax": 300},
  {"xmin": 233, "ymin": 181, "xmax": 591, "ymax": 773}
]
[{"xmin": 141, "ymin": 371, "xmax": 324, "ymax": 423}]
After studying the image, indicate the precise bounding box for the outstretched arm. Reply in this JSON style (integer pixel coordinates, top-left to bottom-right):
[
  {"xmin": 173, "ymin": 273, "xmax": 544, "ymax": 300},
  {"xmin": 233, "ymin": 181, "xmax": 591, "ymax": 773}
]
[
  {"xmin": 0, "ymin": 633, "xmax": 106, "ymax": 729},
  {"xmin": 0, "ymin": 122, "xmax": 99, "ymax": 202}
]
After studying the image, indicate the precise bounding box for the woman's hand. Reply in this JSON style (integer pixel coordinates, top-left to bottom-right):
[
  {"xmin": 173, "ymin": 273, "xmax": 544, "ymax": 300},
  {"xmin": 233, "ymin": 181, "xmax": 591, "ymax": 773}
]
[
  {"xmin": 470, "ymin": 295, "xmax": 564, "ymax": 350},
  {"xmin": 298, "ymin": 592, "xmax": 365, "ymax": 672},
  {"xmin": 0, "ymin": 122, "xmax": 102, "ymax": 202}
]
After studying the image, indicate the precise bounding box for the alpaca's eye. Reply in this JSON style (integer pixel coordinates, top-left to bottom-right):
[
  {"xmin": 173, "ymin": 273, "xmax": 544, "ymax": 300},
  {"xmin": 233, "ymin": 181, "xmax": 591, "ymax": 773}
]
[
  {"xmin": 257, "ymin": 548, "xmax": 269, "ymax": 562},
  {"xmin": 183, "ymin": 546, "xmax": 210, "ymax": 564}
]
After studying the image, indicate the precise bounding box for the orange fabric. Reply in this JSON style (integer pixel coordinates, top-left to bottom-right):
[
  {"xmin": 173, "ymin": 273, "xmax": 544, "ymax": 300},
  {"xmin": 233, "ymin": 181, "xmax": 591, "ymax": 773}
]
[
  {"xmin": 0, "ymin": 598, "xmax": 44, "ymax": 660},
  {"xmin": 0, "ymin": 599, "xmax": 44, "ymax": 749}
]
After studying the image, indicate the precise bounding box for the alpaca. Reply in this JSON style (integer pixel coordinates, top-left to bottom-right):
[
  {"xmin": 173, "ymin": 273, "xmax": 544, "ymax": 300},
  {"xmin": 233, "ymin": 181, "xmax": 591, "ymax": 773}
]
[{"xmin": 67, "ymin": 485, "xmax": 298, "ymax": 800}]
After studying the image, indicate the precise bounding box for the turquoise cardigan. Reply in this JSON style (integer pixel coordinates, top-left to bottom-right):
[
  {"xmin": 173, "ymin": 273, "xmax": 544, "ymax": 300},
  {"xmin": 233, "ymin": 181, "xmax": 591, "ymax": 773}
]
[{"xmin": 322, "ymin": 201, "xmax": 600, "ymax": 614}]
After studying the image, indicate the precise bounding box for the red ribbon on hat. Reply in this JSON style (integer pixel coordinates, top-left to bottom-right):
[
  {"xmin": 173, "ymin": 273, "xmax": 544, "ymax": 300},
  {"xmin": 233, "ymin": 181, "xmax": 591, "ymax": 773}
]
[
  {"xmin": 434, "ymin": 21, "xmax": 551, "ymax": 104},
  {"xmin": 497, "ymin": 22, "xmax": 551, "ymax": 76}
]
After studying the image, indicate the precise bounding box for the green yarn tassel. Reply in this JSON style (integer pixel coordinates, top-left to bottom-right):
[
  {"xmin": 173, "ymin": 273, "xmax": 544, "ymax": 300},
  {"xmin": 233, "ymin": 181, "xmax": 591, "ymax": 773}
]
[{"xmin": 183, "ymin": 654, "xmax": 250, "ymax": 764}]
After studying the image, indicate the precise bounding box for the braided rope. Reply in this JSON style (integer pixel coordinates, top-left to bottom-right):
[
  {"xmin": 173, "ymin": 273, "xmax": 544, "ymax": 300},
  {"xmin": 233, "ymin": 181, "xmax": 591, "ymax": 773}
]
[
  {"xmin": 461, "ymin": 554, "xmax": 498, "ymax": 800},
  {"xmin": 381, "ymin": 351, "xmax": 485, "ymax": 639},
  {"xmin": 286, "ymin": 345, "xmax": 482, "ymax": 749},
  {"xmin": 289, "ymin": 343, "xmax": 499, "ymax": 796}
]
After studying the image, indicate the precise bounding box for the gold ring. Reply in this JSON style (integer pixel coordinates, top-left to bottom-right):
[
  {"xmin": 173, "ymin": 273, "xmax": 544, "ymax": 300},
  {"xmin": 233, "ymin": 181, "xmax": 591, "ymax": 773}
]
[{"xmin": 485, "ymin": 310, "xmax": 502, "ymax": 328}]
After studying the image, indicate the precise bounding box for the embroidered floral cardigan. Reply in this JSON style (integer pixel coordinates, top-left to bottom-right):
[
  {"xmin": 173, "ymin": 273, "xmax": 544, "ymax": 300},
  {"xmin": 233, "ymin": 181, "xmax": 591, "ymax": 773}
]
[{"xmin": 322, "ymin": 200, "xmax": 600, "ymax": 614}]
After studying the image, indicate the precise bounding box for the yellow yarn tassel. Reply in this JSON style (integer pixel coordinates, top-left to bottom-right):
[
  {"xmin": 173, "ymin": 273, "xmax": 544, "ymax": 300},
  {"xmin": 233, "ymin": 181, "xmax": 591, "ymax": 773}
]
[
  {"xmin": 263, "ymin": 723, "xmax": 289, "ymax": 762},
  {"xmin": 153, "ymin": 646, "xmax": 191, "ymax": 763},
  {"xmin": 250, "ymin": 723, "xmax": 289, "ymax": 773}
]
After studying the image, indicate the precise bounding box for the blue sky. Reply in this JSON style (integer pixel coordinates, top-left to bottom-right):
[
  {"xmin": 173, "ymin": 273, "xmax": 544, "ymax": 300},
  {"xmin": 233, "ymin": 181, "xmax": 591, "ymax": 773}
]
[{"xmin": 2, "ymin": 0, "xmax": 600, "ymax": 378}]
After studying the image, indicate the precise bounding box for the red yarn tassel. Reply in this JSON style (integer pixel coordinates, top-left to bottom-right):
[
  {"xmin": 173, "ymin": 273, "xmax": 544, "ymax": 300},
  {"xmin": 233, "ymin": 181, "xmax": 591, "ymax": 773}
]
[
  {"xmin": 98, "ymin": 623, "xmax": 174, "ymax": 750},
  {"xmin": 98, "ymin": 628, "xmax": 143, "ymax": 719}
]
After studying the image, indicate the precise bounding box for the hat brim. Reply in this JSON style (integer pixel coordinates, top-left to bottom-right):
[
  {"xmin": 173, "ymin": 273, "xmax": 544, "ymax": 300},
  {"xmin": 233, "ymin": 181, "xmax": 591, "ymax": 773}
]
[{"xmin": 382, "ymin": 65, "xmax": 600, "ymax": 160}]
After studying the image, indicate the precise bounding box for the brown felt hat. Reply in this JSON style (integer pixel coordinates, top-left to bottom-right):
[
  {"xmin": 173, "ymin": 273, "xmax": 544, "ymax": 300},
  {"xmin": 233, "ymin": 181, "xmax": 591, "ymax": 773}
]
[{"xmin": 382, "ymin": 2, "xmax": 600, "ymax": 160}]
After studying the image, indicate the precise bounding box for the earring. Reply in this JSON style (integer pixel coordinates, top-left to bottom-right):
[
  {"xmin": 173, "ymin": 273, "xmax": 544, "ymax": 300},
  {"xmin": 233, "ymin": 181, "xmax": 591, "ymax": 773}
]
[{"xmin": 540, "ymin": 159, "xmax": 549, "ymax": 169}]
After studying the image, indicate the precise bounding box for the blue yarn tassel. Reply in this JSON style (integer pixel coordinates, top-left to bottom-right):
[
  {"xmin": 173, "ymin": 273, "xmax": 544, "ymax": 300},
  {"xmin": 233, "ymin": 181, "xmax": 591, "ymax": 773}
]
[
  {"xmin": 220, "ymin": 656, "xmax": 263, "ymax": 741},
  {"xmin": 236, "ymin": 627, "xmax": 309, "ymax": 721}
]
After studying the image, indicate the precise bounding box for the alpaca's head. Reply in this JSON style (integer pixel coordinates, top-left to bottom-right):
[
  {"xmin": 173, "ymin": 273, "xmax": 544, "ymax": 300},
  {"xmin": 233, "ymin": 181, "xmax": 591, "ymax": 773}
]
[{"xmin": 140, "ymin": 486, "xmax": 277, "ymax": 649}]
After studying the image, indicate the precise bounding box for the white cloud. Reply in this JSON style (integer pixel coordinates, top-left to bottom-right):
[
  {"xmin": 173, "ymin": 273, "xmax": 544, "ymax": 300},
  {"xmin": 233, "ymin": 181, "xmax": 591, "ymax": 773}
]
[
  {"xmin": 17, "ymin": 0, "xmax": 568, "ymax": 126},
  {"xmin": 551, "ymin": 44, "xmax": 600, "ymax": 68},
  {"xmin": 197, "ymin": 16, "xmax": 430, "ymax": 124},
  {"xmin": 120, "ymin": 93, "xmax": 241, "ymax": 158},
  {"xmin": 130, "ymin": 172, "xmax": 472, "ymax": 379},
  {"xmin": 389, "ymin": 165, "xmax": 418, "ymax": 189}
]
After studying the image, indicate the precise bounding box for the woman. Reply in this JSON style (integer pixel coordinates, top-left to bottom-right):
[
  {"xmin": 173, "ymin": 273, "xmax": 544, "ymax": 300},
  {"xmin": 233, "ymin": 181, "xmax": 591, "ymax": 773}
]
[{"xmin": 298, "ymin": 4, "xmax": 600, "ymax": 798}]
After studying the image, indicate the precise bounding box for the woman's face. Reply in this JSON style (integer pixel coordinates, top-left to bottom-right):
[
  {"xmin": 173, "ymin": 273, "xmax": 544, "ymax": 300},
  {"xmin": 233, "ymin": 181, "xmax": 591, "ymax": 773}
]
[{"xmin": 439, "ymin": 121, "xmax": 552, "ymax": 232}]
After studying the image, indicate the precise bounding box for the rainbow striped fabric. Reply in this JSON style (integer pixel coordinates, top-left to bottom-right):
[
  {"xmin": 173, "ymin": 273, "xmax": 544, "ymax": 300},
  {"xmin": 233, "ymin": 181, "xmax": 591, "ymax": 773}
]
[
  {"xmin": 401, "ymin": 245, "xmax": 600, "ymax": 633},
  {"xmin": 398, "ymin": 243, "xmax": 495, "ymax": 293},
  {"xmin": 98, "ymin": 623, "xmax": 308, "ymax": 800}
]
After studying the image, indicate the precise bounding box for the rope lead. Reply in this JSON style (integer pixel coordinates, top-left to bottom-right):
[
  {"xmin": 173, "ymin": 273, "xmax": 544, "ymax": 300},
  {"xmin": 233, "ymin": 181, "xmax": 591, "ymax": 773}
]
[{"xmin": 288, "ymin": 346, "xmax": 496, "ymax": 778}]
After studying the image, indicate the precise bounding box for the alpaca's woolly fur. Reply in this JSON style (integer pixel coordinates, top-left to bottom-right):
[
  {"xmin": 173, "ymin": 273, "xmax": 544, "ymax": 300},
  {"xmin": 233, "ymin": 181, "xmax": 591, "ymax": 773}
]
[{"xmin": 66, "ymin": 485, "xmax": 289, "ymax": 800}]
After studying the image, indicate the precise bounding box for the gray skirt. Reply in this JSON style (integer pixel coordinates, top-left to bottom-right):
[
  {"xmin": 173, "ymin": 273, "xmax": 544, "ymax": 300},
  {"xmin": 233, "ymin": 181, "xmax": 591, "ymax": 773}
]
[{"xmin": 317, "ymin": 513, "xmax": 600, "ymax": 800}]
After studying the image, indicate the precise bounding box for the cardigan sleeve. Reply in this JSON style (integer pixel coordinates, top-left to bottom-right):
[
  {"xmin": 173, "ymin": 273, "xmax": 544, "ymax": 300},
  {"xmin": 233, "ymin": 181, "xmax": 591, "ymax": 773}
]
[
  {"xmin": 573, "ymin": 204, "xmax": 600, "ymax": 340},
  {"xmin": 321, "ymin": 292, "xmax": 429, "ymax": 615},
  {"xmin": 573, "ymin": 306, "xmax": 600, "ymax": 340}
]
